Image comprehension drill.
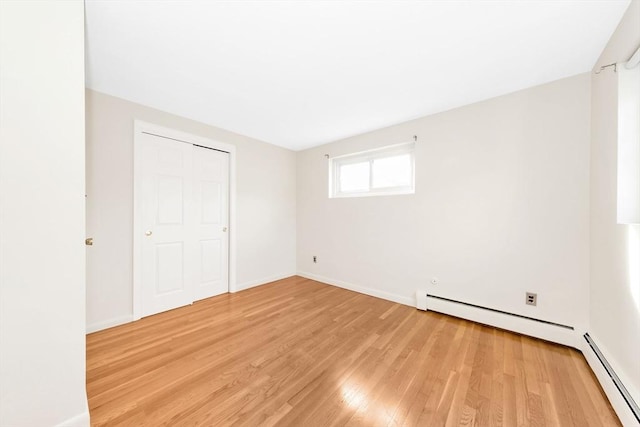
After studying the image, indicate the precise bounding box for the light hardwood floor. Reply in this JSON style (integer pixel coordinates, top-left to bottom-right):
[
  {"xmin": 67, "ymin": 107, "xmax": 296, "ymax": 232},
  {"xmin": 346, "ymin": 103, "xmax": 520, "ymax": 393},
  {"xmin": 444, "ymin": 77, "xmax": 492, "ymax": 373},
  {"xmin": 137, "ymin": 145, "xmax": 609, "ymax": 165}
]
[{"xmin": 87, "ymin": 276, "xmax": 620, "ymax": 426}]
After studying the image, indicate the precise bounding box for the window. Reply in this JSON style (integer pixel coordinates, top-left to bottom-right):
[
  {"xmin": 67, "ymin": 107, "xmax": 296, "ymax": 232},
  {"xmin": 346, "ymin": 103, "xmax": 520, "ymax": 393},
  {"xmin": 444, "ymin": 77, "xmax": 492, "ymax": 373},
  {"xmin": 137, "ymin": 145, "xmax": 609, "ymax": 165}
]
[
  {"xmin": 617, "ymin": 60, "xmax": 640, "ymax": 224},
  {"xmin": 330, "ymin": 142, "xmax": 415, "ymax": 198}
]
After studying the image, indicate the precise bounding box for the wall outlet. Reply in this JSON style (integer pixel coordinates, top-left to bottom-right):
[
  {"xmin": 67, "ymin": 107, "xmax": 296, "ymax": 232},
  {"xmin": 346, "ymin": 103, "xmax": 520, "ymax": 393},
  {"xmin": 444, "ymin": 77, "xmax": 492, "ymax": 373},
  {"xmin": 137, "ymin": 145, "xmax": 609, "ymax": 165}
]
[
  {"xmin": 313, "ymin": 256, "xmax": 317, "ymax": 263},
  {"xmin": 526, "ymin": 292, "xmax": 537, "ymax": 306}
]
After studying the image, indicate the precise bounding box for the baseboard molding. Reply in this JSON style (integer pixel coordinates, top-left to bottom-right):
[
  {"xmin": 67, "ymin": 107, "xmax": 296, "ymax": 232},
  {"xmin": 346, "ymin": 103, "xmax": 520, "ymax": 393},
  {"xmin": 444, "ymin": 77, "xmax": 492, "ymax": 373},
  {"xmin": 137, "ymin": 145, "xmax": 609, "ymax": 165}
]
[
  {"xmin": 54, "ymin": 409, "xmax": 90, "ymax": 427},
  {"xmin": 86, "ymin": 275, "xmax": 295, "ymax": 333},
  {"xmin": 235, "ymin": 273, "xmax": 297, "ymax": 292},
  {"xmin": 296, "ymin": 271, "xmax": 414, "ymax": 307},
  {"xmin": 581, "ymin": 334, "xmax": 640, "ymax": 426},
  {"xmin": 86, "ymin": 314, "xmax": 134, "ymax": 334},
  {"xmin": 295, "ymin": 273, "xmax": 579, "ymax": 348},
  {"xmin": 425, "ymin": 294, "xmax": 578, "ymax": 348}
]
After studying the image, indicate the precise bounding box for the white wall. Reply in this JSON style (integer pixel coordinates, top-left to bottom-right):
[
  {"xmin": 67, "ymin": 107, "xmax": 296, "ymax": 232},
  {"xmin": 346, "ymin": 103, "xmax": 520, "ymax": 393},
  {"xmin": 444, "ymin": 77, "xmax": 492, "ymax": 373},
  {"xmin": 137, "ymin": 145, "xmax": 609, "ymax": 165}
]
[
  {"xmin": 0, "ymin": 2, "xmax": 89, "ymax": 426},
  {"xmin": 86, "ymin": 90, "xmax": 296, "ymax": 332},
  {"xmin": 297, "ymin": 74, "xmax": 591, "ymax": 335},
  {"xmin": 590, "ymin": 0, "xmax": 640, "ymax": 404}
]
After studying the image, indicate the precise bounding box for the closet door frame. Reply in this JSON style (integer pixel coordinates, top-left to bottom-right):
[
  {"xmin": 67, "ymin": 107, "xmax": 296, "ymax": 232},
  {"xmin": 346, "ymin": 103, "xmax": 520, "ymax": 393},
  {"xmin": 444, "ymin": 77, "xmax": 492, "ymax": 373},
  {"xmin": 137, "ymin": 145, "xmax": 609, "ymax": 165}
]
[{"xmin": 132, "ymin": 120, "xmax": 237, "ymax": 321}]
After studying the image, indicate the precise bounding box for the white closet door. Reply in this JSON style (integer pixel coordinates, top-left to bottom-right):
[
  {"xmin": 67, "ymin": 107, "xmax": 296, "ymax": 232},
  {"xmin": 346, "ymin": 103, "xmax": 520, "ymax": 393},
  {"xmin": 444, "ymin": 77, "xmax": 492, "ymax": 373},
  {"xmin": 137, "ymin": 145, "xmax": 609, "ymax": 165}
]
[
  {"xmin": 193, "ymin": 146, "xmax": 229, "ymax": 301},
  {"xmin": 139, "ymin": 133, "xmax": 195, "ymax": 317}
]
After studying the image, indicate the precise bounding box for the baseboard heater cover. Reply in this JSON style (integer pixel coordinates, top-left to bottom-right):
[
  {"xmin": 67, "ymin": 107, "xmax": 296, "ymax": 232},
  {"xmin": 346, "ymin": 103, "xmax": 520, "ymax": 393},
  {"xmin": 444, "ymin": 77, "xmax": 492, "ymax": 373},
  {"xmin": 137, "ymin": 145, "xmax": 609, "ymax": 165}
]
[
  {"xmin": 584, "ymin": 333, "xmax": 640, "ymax": 424},
  {"xmin": 426, "ymin": 294, "xmax": 574, "ymax": 330}
]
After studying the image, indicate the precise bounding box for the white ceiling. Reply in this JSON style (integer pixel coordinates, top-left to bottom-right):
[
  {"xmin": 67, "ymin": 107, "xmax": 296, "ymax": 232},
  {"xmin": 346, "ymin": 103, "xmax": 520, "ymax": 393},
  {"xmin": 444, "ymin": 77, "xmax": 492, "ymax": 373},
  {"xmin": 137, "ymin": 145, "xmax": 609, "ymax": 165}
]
[{"xmin": 85, "ymin": 0, "xmax": 630, "ymax": 151}]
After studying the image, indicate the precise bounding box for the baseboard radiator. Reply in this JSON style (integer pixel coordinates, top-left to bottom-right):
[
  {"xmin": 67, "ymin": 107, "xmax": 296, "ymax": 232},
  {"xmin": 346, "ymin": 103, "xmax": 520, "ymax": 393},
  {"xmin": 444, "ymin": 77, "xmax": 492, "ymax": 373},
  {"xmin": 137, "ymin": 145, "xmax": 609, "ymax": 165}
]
[
  {"xmin": 420, "ymin": 293, "xmax": 577, "ymax": 348},
  {"xmin": 419, "ymin": 293, "xmax": 640, "ymax": 424},
  {"xmin": 584, "ymin": 333, "xmax": 640, "ymax": 424}
]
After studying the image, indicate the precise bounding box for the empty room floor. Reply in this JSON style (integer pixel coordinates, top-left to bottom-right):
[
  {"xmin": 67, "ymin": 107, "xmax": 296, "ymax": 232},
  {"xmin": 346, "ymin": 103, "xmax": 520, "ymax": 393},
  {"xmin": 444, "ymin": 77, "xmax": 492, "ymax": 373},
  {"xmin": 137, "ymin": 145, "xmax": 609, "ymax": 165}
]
[{"xmin": 86, "ymin": 276, "xmax": 620, "ymax": 426}]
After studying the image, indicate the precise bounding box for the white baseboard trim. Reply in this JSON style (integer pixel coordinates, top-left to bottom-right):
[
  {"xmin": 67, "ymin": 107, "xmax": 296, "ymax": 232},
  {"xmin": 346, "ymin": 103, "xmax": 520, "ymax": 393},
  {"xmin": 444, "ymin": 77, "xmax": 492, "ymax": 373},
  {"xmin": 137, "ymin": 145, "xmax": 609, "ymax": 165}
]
[
  {"xmin": 425, "ymin": 295, "xmax": 578, "ymax": 348},
  {"xmin": 86, "ymin": 275, "xmax": 295, "ymax": 333},
  {"xmin": 54, "ymin": 409, "xmax": 90, "ymax": 427},
  {"xmin": 296, "ymin": 271, "xmax": 414, "ymax": 307},
  {"xmin": 235, "ymin": 273, "xmax": 297, "ymax": 292},
  {"xmin": 581, "ymin": 334, "xmax": 640, "ymax": 427},
  {"xmin": 86, "ymin": 314, "xmax": 134, "ymax": 334},
  {"xmin": 296, "ymin": 273, "xmax": 578, "ymax": 348}
]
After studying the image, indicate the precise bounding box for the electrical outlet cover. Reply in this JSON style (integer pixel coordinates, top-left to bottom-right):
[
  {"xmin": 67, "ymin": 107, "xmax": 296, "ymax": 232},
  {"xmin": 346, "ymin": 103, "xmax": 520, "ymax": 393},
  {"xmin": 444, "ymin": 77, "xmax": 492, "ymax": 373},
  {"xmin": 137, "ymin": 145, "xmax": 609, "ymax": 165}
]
[{"xmin": 526, "ymin": 292, "xmax": 537, "ymax": 306}]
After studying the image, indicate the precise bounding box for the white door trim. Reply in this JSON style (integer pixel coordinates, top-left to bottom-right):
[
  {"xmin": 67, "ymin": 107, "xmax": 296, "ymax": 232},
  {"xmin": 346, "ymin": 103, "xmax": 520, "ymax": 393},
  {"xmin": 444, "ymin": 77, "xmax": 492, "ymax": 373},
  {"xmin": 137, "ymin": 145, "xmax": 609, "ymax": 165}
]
[{"xmin": 133, "ymin": 120, "xmax": 237, "ymax": 321}]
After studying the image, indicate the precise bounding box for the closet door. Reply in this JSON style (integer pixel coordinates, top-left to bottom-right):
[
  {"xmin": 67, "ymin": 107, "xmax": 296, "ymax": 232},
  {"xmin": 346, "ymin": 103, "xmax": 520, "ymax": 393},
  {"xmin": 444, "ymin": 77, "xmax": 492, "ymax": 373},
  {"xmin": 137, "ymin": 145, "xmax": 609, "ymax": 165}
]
[
  {"xmin": 193, "ymin": 145, "xmax": 229, "ymax": 301},
  {"xmin": 134, "ymin": 128, "xmax": 231, "ymax": 319},
  {"xmin": 138, "ymin": 132, "xmax": 195, "ymax": 317}
]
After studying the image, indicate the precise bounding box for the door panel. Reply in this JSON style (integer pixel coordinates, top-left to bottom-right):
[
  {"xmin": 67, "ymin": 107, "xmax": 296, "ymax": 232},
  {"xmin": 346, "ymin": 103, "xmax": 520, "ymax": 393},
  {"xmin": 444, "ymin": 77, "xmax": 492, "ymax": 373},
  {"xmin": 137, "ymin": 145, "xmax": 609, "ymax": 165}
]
[
  {"xmin": 200, "ymin": 239, "xmax": 221, "ymax": 283},
  {"xmin": 201, "ymin": 181, "xmax": 221, "ymax": 224},
  {"xmin": 139, "ymin": 133, "xmax": 194, "ymax": 317},
  {"xmin": 156, "ymin": 242, "xmax": 185, "ymax": 294},
  {"xmin": 157, "ymin": 175, "xmax": 184, "ymax": 224},
  {"xmin": 193, "ymin": 146, "xmax": 229, "ymax": 301}
]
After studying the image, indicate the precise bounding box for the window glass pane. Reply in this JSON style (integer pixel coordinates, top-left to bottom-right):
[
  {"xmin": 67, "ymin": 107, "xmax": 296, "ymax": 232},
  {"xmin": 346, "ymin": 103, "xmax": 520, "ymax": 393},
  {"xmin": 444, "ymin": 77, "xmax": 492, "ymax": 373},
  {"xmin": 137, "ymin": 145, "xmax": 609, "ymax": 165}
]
[
  {"xmin": 339, "ymin": 162, "xmax": 370, "ymax": 192},
  {"xmin": 371, "ymin": 154, "xmax": 411, "ymax": 188},
  {"xmin": 329, "ymin": 142, "xmax": 415, "ymax": 198}
]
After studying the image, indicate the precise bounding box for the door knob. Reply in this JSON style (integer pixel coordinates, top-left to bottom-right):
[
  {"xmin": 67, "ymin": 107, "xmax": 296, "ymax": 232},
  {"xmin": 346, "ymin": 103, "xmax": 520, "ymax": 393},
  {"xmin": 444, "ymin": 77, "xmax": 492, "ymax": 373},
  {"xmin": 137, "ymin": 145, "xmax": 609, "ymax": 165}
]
[
  {"xmin": 145, "ymin": 230, "xmax": 153, "ymax": 236},
  {"xmin": 85, "ymin": 237, "xmax": 94, "ymax": 246},
  {"xmin": 222, "ymin": 227, "xmax": 227, "ymax": 232}
]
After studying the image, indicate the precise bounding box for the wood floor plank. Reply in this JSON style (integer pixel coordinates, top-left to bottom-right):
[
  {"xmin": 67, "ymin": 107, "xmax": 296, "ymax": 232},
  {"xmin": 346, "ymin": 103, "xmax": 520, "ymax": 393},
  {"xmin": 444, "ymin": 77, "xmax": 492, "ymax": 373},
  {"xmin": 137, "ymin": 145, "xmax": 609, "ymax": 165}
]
[
  {"xmin": 86, "ymin": 276, "xmax": 621, "ymax": 426},
  {"xmin": 569, "ymin": 350, "xmax": 622, "ymax": 426},
  {"xmin": 489, "ymin": 329, "xmax": 505, "ymax": 427},
  {"xmin": 416, "ymin": 320, "xmax": 476, "ymax": 425}
]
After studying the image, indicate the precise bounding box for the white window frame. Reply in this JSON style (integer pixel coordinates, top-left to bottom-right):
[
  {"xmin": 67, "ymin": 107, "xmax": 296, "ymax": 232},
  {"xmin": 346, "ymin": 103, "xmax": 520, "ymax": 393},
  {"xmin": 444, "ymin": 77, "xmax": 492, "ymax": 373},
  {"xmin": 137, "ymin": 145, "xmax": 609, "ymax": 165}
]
[
  {"xmin": 617, "ymin": 62, "xmax": 640, "ymax": 225},
  {"xmin": 329, "ymin": 142, "xmax": 415, "ymax": 198}
]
